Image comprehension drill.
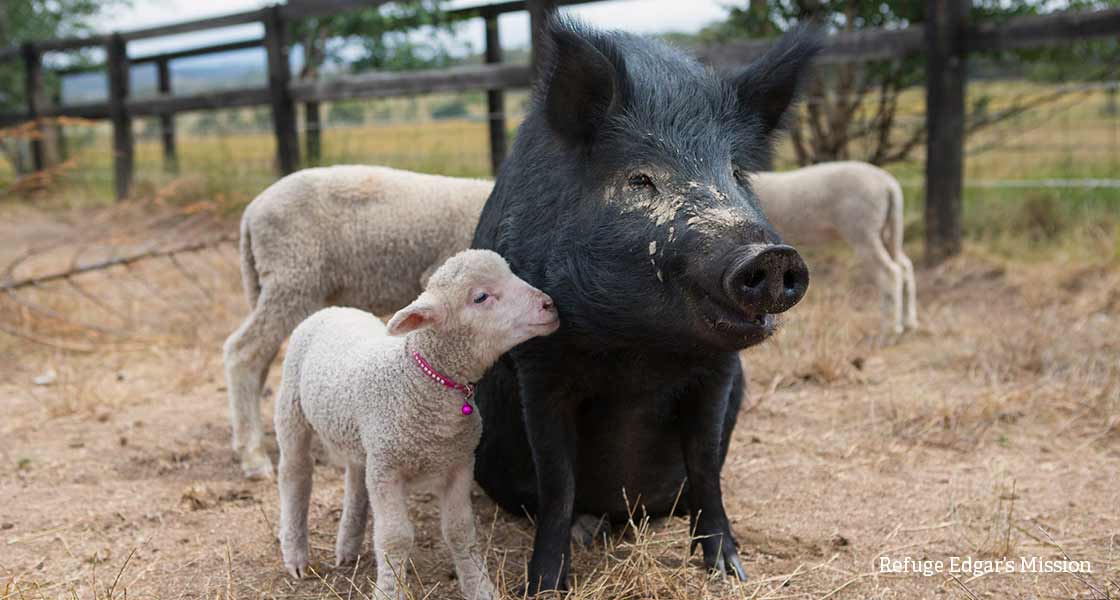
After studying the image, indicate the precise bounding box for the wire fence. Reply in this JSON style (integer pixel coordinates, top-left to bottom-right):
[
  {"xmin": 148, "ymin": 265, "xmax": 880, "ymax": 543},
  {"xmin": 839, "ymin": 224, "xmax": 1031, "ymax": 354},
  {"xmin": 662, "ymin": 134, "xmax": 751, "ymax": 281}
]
[{"xmin": 2, "ymin": 70, "xmax": 1118, "ymax": 224}]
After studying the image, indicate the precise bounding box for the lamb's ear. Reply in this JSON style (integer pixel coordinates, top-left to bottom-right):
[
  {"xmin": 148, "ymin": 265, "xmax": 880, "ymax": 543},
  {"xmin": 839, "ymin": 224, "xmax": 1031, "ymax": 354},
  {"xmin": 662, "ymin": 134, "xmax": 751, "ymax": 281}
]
[
  {"xmin": 733, "ymin": 25, "xmax": 822, "ymax": 135},
  {"xmin": 387, "ymin": 293, "xmax": 444, "ymax": 336},
  {"xmin": 542, "ymin": 20, "xmax": 621, "ymax": 145}
]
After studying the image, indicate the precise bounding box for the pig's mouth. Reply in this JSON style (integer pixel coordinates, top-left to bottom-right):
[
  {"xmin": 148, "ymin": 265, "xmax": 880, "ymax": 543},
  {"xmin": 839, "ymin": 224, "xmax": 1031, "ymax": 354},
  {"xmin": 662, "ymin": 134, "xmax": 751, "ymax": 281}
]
[{"xmin": 692, "ymin": 287, "xmax": 776, "ymax": 345}]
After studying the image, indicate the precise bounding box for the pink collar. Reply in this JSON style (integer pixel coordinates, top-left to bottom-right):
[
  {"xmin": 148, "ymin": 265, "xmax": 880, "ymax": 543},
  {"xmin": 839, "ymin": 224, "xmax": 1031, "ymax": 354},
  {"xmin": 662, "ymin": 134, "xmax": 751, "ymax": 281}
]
[{"xmin": 411, "ymin": 351, "xmax": 476, "ymax": 416}]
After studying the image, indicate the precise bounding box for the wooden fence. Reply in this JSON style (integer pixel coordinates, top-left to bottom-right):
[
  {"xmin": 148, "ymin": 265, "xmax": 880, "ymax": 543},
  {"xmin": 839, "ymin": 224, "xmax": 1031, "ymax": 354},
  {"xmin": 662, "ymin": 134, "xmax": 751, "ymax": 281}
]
[{"xmin": 2, "ymin": 0, "xmax": 1119, "ymax": 262}]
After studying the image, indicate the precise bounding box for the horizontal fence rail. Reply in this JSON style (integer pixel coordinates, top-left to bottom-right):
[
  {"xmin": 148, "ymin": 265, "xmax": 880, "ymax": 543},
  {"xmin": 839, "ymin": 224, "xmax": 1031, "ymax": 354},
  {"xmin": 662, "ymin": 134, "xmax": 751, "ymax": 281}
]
[
  {"xmin": 289, "ymin": 62, "xmax": 532, "ymax": 102},
  {"xmin": 1, "ymin": 0, "xmax": 1119, "ymax": 262},
  {"xmin": 5, "ymin": 7, "xmax": 1117, "ymax": 124}
]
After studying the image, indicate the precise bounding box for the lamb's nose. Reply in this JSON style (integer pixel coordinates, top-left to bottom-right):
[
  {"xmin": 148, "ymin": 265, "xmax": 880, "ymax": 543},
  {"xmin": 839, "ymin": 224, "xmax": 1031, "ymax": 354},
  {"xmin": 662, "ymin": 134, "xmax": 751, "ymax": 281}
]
[{"xmin": 541, "ymin": 296, "xmax": 555, "ymax": 312}]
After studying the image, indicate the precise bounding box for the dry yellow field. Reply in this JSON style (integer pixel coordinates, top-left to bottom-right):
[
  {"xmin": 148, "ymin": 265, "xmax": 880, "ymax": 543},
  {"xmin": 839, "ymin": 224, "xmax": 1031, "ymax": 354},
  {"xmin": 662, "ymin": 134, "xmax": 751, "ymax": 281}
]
[
  {"xmin": 1, "ymin": 77, "xmax": 1119, "ymax": 600},
  {"xmin": 0, "ymin": 188, "xmax": 1117, "ymax": 599}
]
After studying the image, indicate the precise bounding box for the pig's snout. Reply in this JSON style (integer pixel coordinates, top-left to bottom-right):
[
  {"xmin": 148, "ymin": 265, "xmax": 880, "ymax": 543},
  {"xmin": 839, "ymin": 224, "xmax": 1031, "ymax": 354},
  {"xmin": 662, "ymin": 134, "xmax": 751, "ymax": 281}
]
[{"xmin": 723, "ymin": 244, "xmax": 809, "ymax": 314}]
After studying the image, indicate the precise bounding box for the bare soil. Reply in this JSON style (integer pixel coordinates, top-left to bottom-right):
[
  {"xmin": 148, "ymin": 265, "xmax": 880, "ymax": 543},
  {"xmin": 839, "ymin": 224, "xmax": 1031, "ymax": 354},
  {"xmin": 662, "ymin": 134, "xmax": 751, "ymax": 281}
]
[{"xmin": 1, "ymin": 202, "xmax": 1117, "ymax": 599}]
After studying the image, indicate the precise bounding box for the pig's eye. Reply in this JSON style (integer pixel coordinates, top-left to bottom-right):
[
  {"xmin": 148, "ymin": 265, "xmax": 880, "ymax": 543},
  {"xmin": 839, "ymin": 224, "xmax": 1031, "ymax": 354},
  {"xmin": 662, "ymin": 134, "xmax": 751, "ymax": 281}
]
[
  {"xmin": 627, "ymin": 173, "xmax": 656, "ymax": 191},
  {"xmin": 472, "ymin": 292, "xmax": 489, "ymax": 304}
]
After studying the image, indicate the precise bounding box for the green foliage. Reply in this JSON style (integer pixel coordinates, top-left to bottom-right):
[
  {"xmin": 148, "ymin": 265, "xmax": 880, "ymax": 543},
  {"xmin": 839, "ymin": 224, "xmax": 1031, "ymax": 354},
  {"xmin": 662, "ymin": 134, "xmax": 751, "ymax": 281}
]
[
  {"xmin": 689, "ymin": 0, "xmax": 1120, "ymax": 166},
  {"xmin": 293, "ymin": 1, "xmax": 464, "ymax": 79},
  {"xmin": 703, "ymin": 0, "xmax": 1120, "ymax": 82},
  {"xmin": 430, "ymin": 98, "xmax": 468, "ymax": 119},
  {"xmin": 328, "ymin": 101, "xmax": 365, "ymax": 125},
  {"xmin": 0, "ymin": 0, "xmax": 129, "ymax": 110},
  {"xmin": 192, "ymin": 112, "xmax": 219, "ymax": 135}
]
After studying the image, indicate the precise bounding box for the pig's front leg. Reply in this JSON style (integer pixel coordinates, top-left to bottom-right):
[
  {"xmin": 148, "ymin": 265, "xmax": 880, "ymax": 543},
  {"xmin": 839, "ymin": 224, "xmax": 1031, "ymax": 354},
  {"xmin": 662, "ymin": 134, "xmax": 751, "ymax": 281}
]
[
  {"xmin": 521, "ymin": 374, "xmax": 579, "ymax": 594},
  {"xmin": 679, "ymin": 357, "xmax": 747, "ymax": 581}
]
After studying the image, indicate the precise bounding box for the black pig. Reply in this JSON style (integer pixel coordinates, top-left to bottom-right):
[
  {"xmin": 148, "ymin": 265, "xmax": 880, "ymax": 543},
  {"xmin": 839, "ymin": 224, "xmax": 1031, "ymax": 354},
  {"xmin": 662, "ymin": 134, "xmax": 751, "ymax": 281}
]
[{"xmin": 472, "ymin": 16, "xmax": 820, "ymax": 593}]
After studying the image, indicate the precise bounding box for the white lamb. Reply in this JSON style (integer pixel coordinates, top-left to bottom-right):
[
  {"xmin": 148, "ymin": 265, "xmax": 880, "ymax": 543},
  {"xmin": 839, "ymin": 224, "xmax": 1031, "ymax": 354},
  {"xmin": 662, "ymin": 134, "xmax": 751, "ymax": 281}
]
[
  {"xmin": 751, "ymin": 161, "xmax": 918, "ymax": 335},
  {"xmin": 274, "ymin": 249, "xmax": 558, "ymax": 600},
  {"xmin": 224, "ymin": 165, "xmax": 494, "ymax": 479}
]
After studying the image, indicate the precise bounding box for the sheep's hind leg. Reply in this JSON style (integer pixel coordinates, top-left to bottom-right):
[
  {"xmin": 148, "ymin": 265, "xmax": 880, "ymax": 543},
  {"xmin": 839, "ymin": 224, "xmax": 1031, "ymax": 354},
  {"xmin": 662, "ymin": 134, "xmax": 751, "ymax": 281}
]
[
  {"xmin": 369, "ymin": 473, "xmax": 413, "ymax": 600},
  {"xmin": 336, "ymin": 462, "xmax": 369, "ymax": 567},
  {"xmin": 855, "ymin": 233, "xmax": 904, "ymax": 339},
  {"xmin": 276, "ymin": 395, "xmax": 314, "ymax": 579},
  {"xmin": 439, "ymin": 461, "xmax": 495, "ymax": 600},
  {"xmin": 897, "ymin": 251, "xmax": 919, "ymax": 331},
  {"xmin": 223, "ymin": 293, "xmax": 319, "ymax": 479}
]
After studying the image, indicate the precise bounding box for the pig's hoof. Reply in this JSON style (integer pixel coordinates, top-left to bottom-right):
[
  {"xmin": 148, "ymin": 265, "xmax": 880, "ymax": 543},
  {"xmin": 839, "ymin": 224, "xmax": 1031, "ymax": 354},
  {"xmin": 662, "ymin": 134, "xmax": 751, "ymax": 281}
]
[
  {"xmin": 710, "ymin": 549, "xmax": 748, "ymax": 582},
  {"xmin": 570, "ymin": 513, "xmax": 609, "ymax": 547},
  {"xmin": 241, "ymin": 451, "xmax": 274, "ymax": 480},
  {"xmin": 517, "ymin": 575, "xmax": 568, "ymax": 597}
]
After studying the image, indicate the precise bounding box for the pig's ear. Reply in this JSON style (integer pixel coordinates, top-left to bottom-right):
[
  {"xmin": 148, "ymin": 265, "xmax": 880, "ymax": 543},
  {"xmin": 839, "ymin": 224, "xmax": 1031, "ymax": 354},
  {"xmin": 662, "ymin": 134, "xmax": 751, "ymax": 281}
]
[
  {"xmin": 542, "ymin": 20, "xmax": 620, "ymax": 145},
  {"xmin": 732, "ymin": 25, "xmax": 822, "ymax": 135},
  {"xmin": 387, "ymin": 293, "xmax": 445, "ymax": 336}
]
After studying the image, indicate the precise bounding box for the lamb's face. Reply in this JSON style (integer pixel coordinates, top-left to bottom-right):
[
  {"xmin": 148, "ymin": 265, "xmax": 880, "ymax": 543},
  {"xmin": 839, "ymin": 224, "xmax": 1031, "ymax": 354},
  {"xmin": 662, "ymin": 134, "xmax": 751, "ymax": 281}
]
[
  {"xmin": 434, "ymin": 250, "xmax": 559, "ymax": 355},
  {"xmin": 387, "ymin": 250, "xmax": 559, "ymax": 359}
]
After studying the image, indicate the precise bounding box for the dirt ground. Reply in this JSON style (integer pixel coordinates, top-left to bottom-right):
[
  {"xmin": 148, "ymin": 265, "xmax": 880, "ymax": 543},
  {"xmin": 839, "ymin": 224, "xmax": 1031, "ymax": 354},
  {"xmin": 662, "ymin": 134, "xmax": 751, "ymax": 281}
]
[{"xmin": 1, "ymin": 202, "xmax": 1118, "ymax": 600}]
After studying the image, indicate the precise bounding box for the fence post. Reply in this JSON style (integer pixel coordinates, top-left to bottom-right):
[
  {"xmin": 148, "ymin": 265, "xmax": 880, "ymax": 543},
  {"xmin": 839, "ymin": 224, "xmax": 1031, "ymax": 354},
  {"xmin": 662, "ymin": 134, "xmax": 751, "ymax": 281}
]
[
  {"xmin": 52, "ymin": 89, "xmax": 67, "ymax": 161},
  {"xmin": 924, "ymin": 0, "xmax": 969, "ymax": 264},
  {"xmin": 527, "ymin": 0, "xmax": 557, "ymax": 80},
  {"xmin": 106, "ymin": 33, "xmax": 134, "ymax": 201},
  {"xmin": 156, "ymin": 58, "xmax": 178, "ymax": 173},
  {"xmin": 263, "ymin": 5, "xmax": 299, "ymax": 175},
  {"xmin": 21, "ymin": 42, "xmax": 45, "ymax": 172},
  {"xmin": 484, "ymin": 13, "xmax": 506, "ymax": 176},
  {"xmin": 305, "ymin": 101, "xmax": 321, "ymax": 166}
]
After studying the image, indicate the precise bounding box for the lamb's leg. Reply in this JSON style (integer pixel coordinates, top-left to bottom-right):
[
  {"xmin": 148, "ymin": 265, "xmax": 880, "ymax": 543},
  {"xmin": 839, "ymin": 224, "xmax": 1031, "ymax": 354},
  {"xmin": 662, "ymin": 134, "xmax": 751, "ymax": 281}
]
[
  {"xmin": 856, "ymin": 234, "xmax": 904, "ymax": 337},
  {"xmin": 223, "ymin": 294, "xmax": 318, "ymax": 479},
  {"xmin": 439, "ymin": 461, "xmax": 495, "ymax": 600},
  {"xmin": 897, "ymin": 251, "xmax": 919, "ymax": 330},
  {"xmin": 369, "ymin": 473, "xmax": 413, "ymax": 600},
  {"xmin": 276, "ymin": 390, "xmax": 314, "ymax": 579},
  {"xmin": 336, "ymin": 462, "xmax": 369, "ymax": 567},
  {"xmin": 571, "ymin": 513, "xmax": 610, "ymax": 548}
]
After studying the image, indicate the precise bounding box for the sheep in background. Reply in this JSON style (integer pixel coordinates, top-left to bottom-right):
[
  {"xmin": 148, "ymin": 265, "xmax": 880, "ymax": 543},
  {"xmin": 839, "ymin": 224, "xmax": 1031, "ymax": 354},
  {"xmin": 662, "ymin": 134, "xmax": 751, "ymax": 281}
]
[
  {"xmin": 275, "ymin": 249, "xmax": 558, "ymax": 600},
  {"xmin": 752, "ymin": 161, "xmax": 918, "ymax": 335},
  {"xmin": 223, "ymin": 165, "xmax": 494, "ymax": 479}
]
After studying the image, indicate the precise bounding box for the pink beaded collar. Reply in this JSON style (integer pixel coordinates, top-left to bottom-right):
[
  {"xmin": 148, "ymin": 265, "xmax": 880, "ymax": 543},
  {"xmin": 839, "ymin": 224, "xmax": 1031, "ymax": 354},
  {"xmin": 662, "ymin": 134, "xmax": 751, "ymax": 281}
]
[{"xmin": 411, "ymin": 351, "xmax": 476, "ymax": 416}]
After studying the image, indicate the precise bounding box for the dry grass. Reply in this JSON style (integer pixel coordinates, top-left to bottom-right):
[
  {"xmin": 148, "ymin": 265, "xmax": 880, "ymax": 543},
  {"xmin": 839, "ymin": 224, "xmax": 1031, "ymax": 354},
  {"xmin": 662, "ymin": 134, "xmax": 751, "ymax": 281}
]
[
  {"xmin": 2, "ymin": 165, "xmax": 1119, "ymax": 598},
  {"xmin": 0, "ymin": 73, "xmax": 1118, "ymax": 600}
]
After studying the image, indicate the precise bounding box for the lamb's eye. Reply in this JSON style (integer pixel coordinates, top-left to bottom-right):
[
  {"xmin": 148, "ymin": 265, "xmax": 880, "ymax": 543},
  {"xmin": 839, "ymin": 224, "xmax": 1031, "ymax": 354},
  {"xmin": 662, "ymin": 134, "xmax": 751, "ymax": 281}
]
[
  {"xmin": 732, "ymin": 167, "xmax": 744, "ymax": 182},
  {"xmin": 628, "ymin": 173, "xmax": 655, "ymax": 189},
  {"xmin": 472, "ymin": 292, "xmax": 489, "ymax": 304}
]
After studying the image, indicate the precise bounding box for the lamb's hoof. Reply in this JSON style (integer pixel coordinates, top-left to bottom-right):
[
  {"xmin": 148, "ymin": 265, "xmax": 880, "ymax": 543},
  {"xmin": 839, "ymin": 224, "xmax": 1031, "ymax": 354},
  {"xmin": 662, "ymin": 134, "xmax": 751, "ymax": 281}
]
[
  {"xmin": 372, "ymin": 582, "xmax": 406, "ymax": 600},
  {"xmin": 241, "ymin": 451, "xmax": 274, "ymax": 480},
  {"xmin": 571, "ymin": 513, "xmax": 609, "ymax": 548},
  {"xmin": 285, "ymin": 558, "xmax": 311, "ymax": 580},
  {"xmin": 335, "ymin": 549, "xmax": 362, "ymax": 568},
  {"xmin": 466, "ymin": 580, "xmax": 496, "ymax": 600}
]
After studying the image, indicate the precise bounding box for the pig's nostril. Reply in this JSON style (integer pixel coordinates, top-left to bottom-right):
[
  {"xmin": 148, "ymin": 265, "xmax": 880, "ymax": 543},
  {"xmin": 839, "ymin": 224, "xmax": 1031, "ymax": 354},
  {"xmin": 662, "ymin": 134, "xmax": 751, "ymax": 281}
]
[
  {"xmin": 744, "ymin": 269, "xmax": 767, "ymax": 290},
  {"xmin": 783, "ymin": 270, "xmax": 799, "ymax": 292}
]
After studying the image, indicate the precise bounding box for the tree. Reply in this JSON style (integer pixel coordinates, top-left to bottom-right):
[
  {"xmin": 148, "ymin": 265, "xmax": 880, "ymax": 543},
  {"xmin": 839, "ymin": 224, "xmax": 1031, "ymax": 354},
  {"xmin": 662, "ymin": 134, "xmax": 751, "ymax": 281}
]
[
  {"xmin": 291, "ymin": 1, "xmax": 460, "ymax": 162},
  {"xmin": 697, "ymin": 0, "xmax": 1120, "ymax": 167},
  {"xmin": 0, "ymin": 0, "xmax": 129, "ymax": 173}
]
